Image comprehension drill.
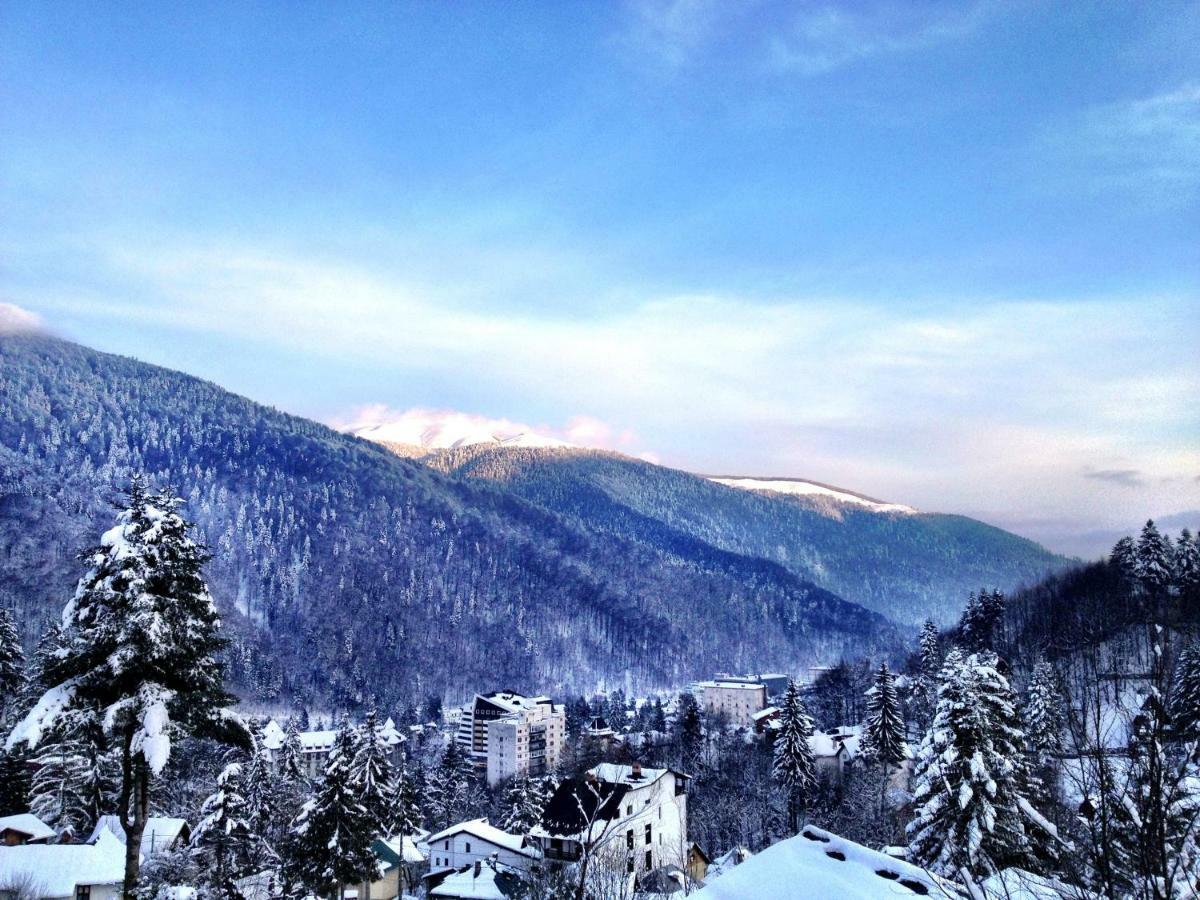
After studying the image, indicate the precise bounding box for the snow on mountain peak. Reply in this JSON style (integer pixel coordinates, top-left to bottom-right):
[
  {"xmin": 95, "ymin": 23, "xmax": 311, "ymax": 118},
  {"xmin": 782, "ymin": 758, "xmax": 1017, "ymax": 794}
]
[
  {"xmin": 341, "ymin": 407, "xmax": 576, "ymax": 450},
  {"xmin": 709, "ymin": 476, "xmax": 917, "ymax": 514}
]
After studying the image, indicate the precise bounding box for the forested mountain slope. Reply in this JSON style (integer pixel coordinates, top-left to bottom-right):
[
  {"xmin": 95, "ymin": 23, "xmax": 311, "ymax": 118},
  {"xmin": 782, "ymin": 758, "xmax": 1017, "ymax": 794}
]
[
  {"xmin": 0, "ymin": 334, "xmax": 902, "ymax": 709},
  {"xmin": 394, "ymin": 444, "xmax": 1068, "ymax": 624}
]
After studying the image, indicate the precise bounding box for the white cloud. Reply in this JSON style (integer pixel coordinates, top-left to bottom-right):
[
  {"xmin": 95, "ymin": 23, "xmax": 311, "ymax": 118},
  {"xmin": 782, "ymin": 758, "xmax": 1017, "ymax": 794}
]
[{"xmin": 0, "ymin": 302, "xmax": 46, "ymax": 335}]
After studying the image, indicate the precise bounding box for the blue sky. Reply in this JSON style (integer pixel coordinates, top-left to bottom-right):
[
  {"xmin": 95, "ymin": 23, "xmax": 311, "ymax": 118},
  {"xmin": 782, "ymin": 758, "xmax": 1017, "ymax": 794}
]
[{"xmin": 1, "ymin": 0, "xmax": 1197, "ymax": 556}]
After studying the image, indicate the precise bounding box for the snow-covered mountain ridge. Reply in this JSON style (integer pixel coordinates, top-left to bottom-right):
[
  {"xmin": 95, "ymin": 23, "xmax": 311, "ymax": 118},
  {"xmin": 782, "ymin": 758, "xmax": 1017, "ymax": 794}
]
[
  {"xmin": 708, "ymin": 476, "xmax": 917, "ymax": 514},
  {"xmin": 344, "ymin": 408, "xmax": 573, "ymax": 450}
]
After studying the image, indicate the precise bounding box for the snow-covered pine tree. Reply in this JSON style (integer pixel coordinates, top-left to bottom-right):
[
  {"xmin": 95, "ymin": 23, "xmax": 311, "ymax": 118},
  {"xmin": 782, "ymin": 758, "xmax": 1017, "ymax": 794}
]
[
  {"xmin": 283, "ymin": 721, "xmax": 377, "ymax": 897},
  {"xmin": 771, "ymin": 679, "xmax": 816, "ymax": 833},
  {"xmin": 387, "ymin": 758, "xmax": 424, "ymax": 838},
  {"xmin": 0, "ymin": 607, "xmax": 24, "ymax": 724},
  {"xmin": 5, "ymin": 477, "xmax": 245, "ymax": 895},
  {"xmin": 191, "ymin": 761, "xmax": 261, "ymax": 895},
  {"xmin": 919, "ymin": 619, "xmax": 941, "ymax": 674},
  {"xmin": 351, "ymin": 707, "xmax": 395, "ymax": 834},
  {"xmin": 1137, "ymin": 519, "xmax": 1175, "ymax": 595},
  {"xmin": 15, "ymin": 624, "xmax": 63, "ymax": 717},
  {"xmin": 1022, "ymin": 661, "xmax": 1064, "ymax": 766},
  {"xmin": 675, "ymin": 692, "xmax": 704, "ymax": 771},
  {"xmin": 425, "ymin": 738, "xmax": 474, "ymax": 829},
  {"xmin": 242, "ymin": 746, "xmax": 281, "ymax": 867},
  {"xmin": 30, "ymin": 712, "xmax": 94, "ymax": 836},
  {"xmin": 279, "ymin": 715, "xmax": 306, "ymax": 784},
  {"xmin": 907, "ymin": 650, "xmax": 1038, "ymax": 879},
  {"xmin": 0, "ymin": 744, "xmax": 32, "ymax": 816},
  {"xmin": 1110, "ymin": 535, "xmax": 1139, "ymax": 582},
  {"xmin": 1174, "ymin": 642, "xmax": 1200, "ymax": 737},
  {"xmin": 862, "ymin": 662, "xmax": 906, "ymax": 768},
  {"xmin": 909, "ymin": 620, "xmax": 941, "ymax": 730},
  {"xmin": 1176, "ymin": 529, "xmax": 1200, "ymax": 594},
  {"xmin": 498, "ymin": 774, "xmax": 549, "ymax": 834}
]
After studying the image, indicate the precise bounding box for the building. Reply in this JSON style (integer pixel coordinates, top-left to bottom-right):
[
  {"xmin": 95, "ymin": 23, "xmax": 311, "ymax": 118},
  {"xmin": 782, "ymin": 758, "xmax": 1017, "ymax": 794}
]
[
  {"xmin": 712, "ymin": 672, "xmax": 790, "ymax": 697},
  {"xmin": 428, "ymin": 859, "xmax": 527, "ymax": 899},
  {"xmin": 455, "ymin": 691, "xmax": 566, "ymax": 786},
  {"xmin": 751, "ymin": 706, "xmax": 780, "ymax": 734},
  {"xmin": 0, "ymin": 828, "xmax": 125, "ymax": 900},
  {"xmin": 90, "ymin": 815, "xmax": 190, "ymax": 858},
  {"xmin": 426, "ymin": 818, "xmax": 539, "ymax": 872},
  {"xmin": 694, "ymin": 681, "xmax": 768, "ymax": 727},
  {"xmin": 260, "ymin": 717, "xmax": 404, "ymax": 779},
  {"xmin": 532, "ymin": 762, "xmax": 689, "ymax": 880},
  {"xmin": 0, "ymin": 813, "xmax": 55, "ymax": 846}
]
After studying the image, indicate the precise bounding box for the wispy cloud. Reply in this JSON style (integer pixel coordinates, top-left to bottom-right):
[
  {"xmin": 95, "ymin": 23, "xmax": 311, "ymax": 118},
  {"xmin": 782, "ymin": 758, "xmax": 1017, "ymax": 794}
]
[
  {"xmin": 1040, "ymin": 81, "xmax": 1200, "ymax": 204},
  {"xmin": 1083, "ymin": 467, "xmax": 1145, "ymax": 488},
  {"xmin": 766, "ymin": 2, "xmax": 997, "ymax": 76},
  {"xmin": 0, "ymin": 301, "xmax": 46, "ymax": 335}
]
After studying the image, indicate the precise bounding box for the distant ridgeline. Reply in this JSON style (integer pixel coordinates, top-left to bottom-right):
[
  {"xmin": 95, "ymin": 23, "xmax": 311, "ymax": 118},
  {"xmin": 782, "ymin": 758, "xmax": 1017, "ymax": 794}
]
[{"xmin": 0, "ymin": 334, "xmax": 906, "ymax": 710}]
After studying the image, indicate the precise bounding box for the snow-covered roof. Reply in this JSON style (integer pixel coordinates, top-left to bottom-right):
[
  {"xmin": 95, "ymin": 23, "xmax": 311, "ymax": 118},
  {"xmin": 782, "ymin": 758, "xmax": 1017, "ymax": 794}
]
[
  {"xmin": 0, "ymin": 829, "xmax": 125, "ymax": 896},
  {"xmin": 691, "ymin": 826, "xmax": 955, "ymax": 899},
  {"xmin": 809, "ymin": 725, "xmax": 872, "ymax": 760},
  {"xmin": 91, "ymin": 814, "xmax": 189, "ymax": 856},
  {"xmin": 0, "ymin": 812, "xmax": 56, "ymax": 842},
  {"xmin": 429, "ymin": 860, "xmax": 527, "ymax": 899},
  {"xmin": 980, "ymin": 868, "xmax": 1100, "ymax": 899},
  {"xmin": 696, "ymin": 680, "xmax": 767, "ymax": 692},
  {"xmin": 590, "ymin": 762, "xmax": 683, "ymax": 787},
  {"xmin": 706, "ymin": 846, "xmax": 752, "ymax": 881},
  {"xmin": 259, "ymin": 717, "xmax": 404, "ymax": 753},
  {"xmin": 426, "ymin": 819, "xmax": 536, "ymax": 858},
  {"xmin": 381, "ymin": 832, "xmax": 430, "ymax": 864},
  {"xmin": 751, "ymin": 707, "xmax": 779, "ymax": 722}
]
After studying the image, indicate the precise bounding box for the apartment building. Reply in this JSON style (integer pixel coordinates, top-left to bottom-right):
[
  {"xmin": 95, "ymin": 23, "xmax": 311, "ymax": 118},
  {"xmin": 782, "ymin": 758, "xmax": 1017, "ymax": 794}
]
[
  {"xmin": 455, "ymin": 691, "xmax": 566, "ymax": 785},
  {"xmin": 261, "ymin": 716, "xmax": 404, "ymax": 778},
  {"xmin": 694, "ymin": 680, "xmax": 768, "ymax": 728}
]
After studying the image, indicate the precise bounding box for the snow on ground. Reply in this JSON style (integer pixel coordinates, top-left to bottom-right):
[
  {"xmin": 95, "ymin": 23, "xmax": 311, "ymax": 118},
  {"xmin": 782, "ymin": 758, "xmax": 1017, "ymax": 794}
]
[
  {"xmin": 693, "ymin": 825, "xmax": 954, "ymax": 899},
  {"xmin": 709, "ymin": 477, "xmax": 917, "ymax": 514}
]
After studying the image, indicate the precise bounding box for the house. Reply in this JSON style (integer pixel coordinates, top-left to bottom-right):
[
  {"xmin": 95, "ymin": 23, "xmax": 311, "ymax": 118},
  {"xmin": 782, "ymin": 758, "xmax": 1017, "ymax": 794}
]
[
  {"xmin": 584, "ymin": 715, "xmax": 616, "ymax": 744},
  {"xmin": 455, "ymin": 692, "xmax": 566, "ymax": 786},
  {"xmin": 693, "ymin": 681, "xmax": 767, "ymax": 728},
  {"xmin": 426, "ymin": 819, "xmax": 539, "ymax": 872},
  {"xmin": 427, "ymin": 859, "xmax": 527, "ymax": 899},
  {"xmin": 532, "ymin": 762, "xmax": 689, "ymax": 879},
  {"xmin": 90, "ymin": 815, "xmax": 190, "ymax": 858},
  {"xmin": 260, "ymin": 717, "xmax": 405, "ymax": 779},
  {"xmin": 0, "ymin": 828, "xmax": 125, "ymax": 900},
  {"xmin": 751, "ymin": 707, "xmax": 779, "ymax": 735},
  {"xmin": 809, "ymin": 726, "xmax": 865, "ymax": 785},
  {"xmin": 690, "ymin": 825, "xmax": 955, "ymax": 899},
  {"xmin": 0, "ymin": 813, "xmax": 56, "ymax": 846},
  {"xmin": 705, "ymin": 846, "xmax": 751, "ymax": 881},
  {"xmin": 636, "ymin": 864, "xmax": 691, "ymax": 896}
]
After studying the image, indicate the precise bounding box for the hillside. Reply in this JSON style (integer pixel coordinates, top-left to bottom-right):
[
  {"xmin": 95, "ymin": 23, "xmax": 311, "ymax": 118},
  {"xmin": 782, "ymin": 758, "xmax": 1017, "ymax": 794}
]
[
  {"xmin": 392, "ymin": 444, "xmax": 1068, "ymax": 625},
  {"xmin": 0, "ymin": 334, "xmax": 903, "ymax": 709}
]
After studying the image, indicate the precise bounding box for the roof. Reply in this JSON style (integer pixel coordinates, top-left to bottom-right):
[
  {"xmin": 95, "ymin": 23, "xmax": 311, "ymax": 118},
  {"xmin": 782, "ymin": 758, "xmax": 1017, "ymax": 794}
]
[
  {"xmin": 590, "ymin": 762, "xmax": 688, "ymax": 787},
  {"xmin": 260, "ymin": 718, "xmax": 404, "ymax": 753},
  {"xmin": 0, "ymin": 812, "xmax": 56, "ymax": 842},
  {"xmin": 697, "ymin": 680, "xmax": 767, "ymax": 691},
  {"xmin": 91, "ymin": 814, "xmax": 189, "ymax": 855},
  {"xmin": 0, "ymin": 829, "xmax": 126, "ymax": 895},
  {"xmin": 381, "ymin": 833, "xmax": 429, "ymax": 864},
  {"xmin": 536, "ymin": 777, "xmax": 630, "ymax": 838},
  {"xmin": 429, "ymin": 861, "xmax": 527, "ymax": 899},
  {"xmin": 638, "ymin": 864, "xmax": 689, "ymax": 895},
  {"xmin": 692, "ymin": 826, "xmax": 955, "ymax": 900},
  {"xmin": 751, "ymin": 707, "xmax": 779, "ymax": 722},
  {"xmin": 427, "ymin": 818, "xmax": 536, "ymax": 857}
]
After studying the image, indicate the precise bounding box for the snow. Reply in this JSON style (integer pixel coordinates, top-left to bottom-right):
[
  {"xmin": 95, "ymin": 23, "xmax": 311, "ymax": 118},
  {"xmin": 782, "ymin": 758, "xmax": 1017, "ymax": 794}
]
[
  {"xmin": 5, "ymin": 681, "xmax": 77, "ymax": 750},
  {"xmin": 384, "ymin": 833, "xmax": 430, "ymax": 864},
  {"xmin": 709, "ymin": 477, "xmax": 917, "ymax": 514},
  {"xmin": 0, "ymin": 829, "xmax": 126, "ymax": 895},
  {"xmin": 979, "ymin": 868, "xmax": 1100, "ymax": 899},
  {"xmin": 0, "ymin": 812, "xmax": 57, "ymax": 842},
  {"xmin": 345, "ymin": 409, "xmax": 575, "ymax": 451},
  {"xmin": 429, "ymin": 860, "xmax": 525, "ymax": 899},
  {"xmin": 91, "ymin": 814, "xmax": 189, "ymax": 856},
  {"xmin": 691, "ymin": 826, "xmax": 955, "ymax": 900}
]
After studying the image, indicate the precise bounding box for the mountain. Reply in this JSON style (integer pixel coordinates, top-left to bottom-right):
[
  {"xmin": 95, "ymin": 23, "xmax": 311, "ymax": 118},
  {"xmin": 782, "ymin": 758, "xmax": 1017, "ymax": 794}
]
[
  {"xmin": 385, "ymin": 444, "xmax": 1068, "ymax": 625},
  {"xmin": 345, "ymin": 408, "xmax": 574, "ymax": 451},
  {"xmin": 0, "ymin": 333, "xmax": 903, "ymax": 710}
]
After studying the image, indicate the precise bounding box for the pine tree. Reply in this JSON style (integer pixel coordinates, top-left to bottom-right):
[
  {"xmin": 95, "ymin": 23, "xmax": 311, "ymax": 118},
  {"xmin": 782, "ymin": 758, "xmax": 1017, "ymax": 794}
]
[
  {"xmin": 1110, "ymin": 535, "xmax": 1139, "ymax": 580},
  {"xmin": 242, "ymin": 746, "xmax": 281, "ymax": 867},
  {"xmin": 425, "ymin": 738, "xmax": 474, "ymax": 829},
  {"xmin": 5, "ymin": 477, "xmax": 244, "ymax": 895},
  {"xmin": 352, "ymin": 707, "xmax": 395, "ymax": 834},
  {"xmin": 1174, "ymin": 643, "xmax": 1200, "ymax": 737},
  {"xmin": 0, "ymin": 745, "xmax": 32, "ymax": 816},
  {"xmin": 0, "ymin": 607, "xmax": 25, "ymax": 724},
  {"xmin": 1022, "ymin": 661, "xmax": 1064, "ymax": 767},
  {"xmin": 1137, "ymin": 519, "xmax": 1175, "ymax": 595},
  {"xmin": 919, "ymin": 620, "xmax": 941, "ymax": 674},
  {"xmin": 29, "ymin": 712, "xmax": 97, "ymax": 837},
  {"xmin": 771, "ymin": 679, "xmax": 816, "ymax": 833},
  {"xmin": 387, "ymin": 758, "xmax": 424, "ymax": 838},
  {"xmin": 498, "ymin": 774, "xmax": 550, "ymax": 834},
  {"xmin": 675, "ymin": 692, "xmax": 704, "ymax": 771},
  {"xmin": 910, "ymin": 620, "xmax": 941, "ymax": 729},
  {"xmin": 279, "ymin": 716, "xmax": 306, "ymax": 784},
  {"xmin": 1175, "ymin": 529, "xmax": 1200, "ymax": 594},
  {"xmin": 863, "ymin": 662, "xmax": 906, "ymax": 767},
  {"xmin": 907, "ymin": 650, "xmax": 1038, "ymax": 879},
  {"xmin": 283, "ymin": 722, "xmax": 377, "ymax": 897},
  {"xmin": 191, "ymin": 762, "xmax": 264, "ymax": 896}
]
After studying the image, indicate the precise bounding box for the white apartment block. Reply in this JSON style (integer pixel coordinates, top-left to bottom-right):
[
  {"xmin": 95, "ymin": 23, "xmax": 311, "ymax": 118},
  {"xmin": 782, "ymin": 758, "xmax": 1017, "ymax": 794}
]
[
  {"xmin": 534, "ymin": 762, "xmax": 690, "ymax": 878},
  {"xmin": 695, "ymin": 680, "xmax": 768, "ymax": 727},
  {"xmin": 261, "ymin": 717, "xmax": 404, "ymax": 778},
  {"xmin": 426, "ymin": 818, "xmax": 540, "ymax": 872},
  {"xmin": 455, "ymin": 691, "xmax": 566, "ymax": 786}
]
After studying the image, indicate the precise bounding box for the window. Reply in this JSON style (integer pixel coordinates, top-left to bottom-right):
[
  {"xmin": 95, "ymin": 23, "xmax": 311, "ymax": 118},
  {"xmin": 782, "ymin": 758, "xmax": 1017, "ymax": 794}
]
[
  {"xmin": 626, "ymin": 803, "xmax": 633, "ymax": 816},
  {"xmin": 465, "ymin": 842, "xmax": 471, "ymax": 853},
  {"xmin": 626, "ymin": 829, "xmax": 634, "ymax": 849},
  {"xmin": 77, "ymin": 888, "xmax": 91, "ymax": 900},
  {"xmin": 627, "ymin": 856, "xmax": 635, "ymax": 874},
  {"xmin": 645, "ymin": 824, "xmax": 652, "ymax": 845},
  {"xmin": 645, "ymin": 849, "xmax": 653, "ymax": 870},
  {"xmin": 445, "ymin": 840, "xmax": 450, "ymax": 850}
]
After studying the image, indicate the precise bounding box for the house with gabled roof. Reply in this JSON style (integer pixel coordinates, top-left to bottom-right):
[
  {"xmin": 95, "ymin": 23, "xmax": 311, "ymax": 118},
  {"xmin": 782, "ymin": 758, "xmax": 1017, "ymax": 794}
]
[
  {"xmin": 426, "ymin": 818, "xmax": 539, "ymax": 873},
  {"xmin": 0, "ymin": 813, "xmax": 56, "ymax": 846}
]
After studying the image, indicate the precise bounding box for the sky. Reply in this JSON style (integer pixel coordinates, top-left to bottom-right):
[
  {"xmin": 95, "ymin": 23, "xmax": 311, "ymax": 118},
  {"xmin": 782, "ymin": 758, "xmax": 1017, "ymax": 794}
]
[{"xmin": 1, "ymin": 0, "xmax": 1197, "ymax": 557}]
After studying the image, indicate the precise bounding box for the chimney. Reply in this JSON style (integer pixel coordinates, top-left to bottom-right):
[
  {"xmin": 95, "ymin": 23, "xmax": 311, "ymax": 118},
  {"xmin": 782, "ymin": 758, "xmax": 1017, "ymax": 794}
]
[
  {"xmin": 585, "ymin": 770, "xmax": 598, "ymax": 783},
  {"xmin": 631, "ymin": 761, "xmax": 642, "ymax": 780}
]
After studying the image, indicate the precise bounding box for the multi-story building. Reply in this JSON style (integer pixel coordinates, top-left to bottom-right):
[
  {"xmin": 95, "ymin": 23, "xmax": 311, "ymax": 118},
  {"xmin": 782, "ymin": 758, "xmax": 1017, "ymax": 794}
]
[
  {"xmin": 713, "ymin": 672, "xmax": 790, "ymax": 697},
  {"xmin": 261, "ymin": 717, "xmax": 404, "ymax": 778},
  {"xmin": 426, "ymin": 818, "xmax": 540, "ymax": 872},
  {"xmin": 694, "ymin": 680, "xmax": 768, "ymax": 727},
  {"xmin": 533, "ymin": 762, "xmax": 690, "ymax": 881},
  {"xmin": 455, "ymin": 691, "xmax": 566, "ymax": 786}
]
